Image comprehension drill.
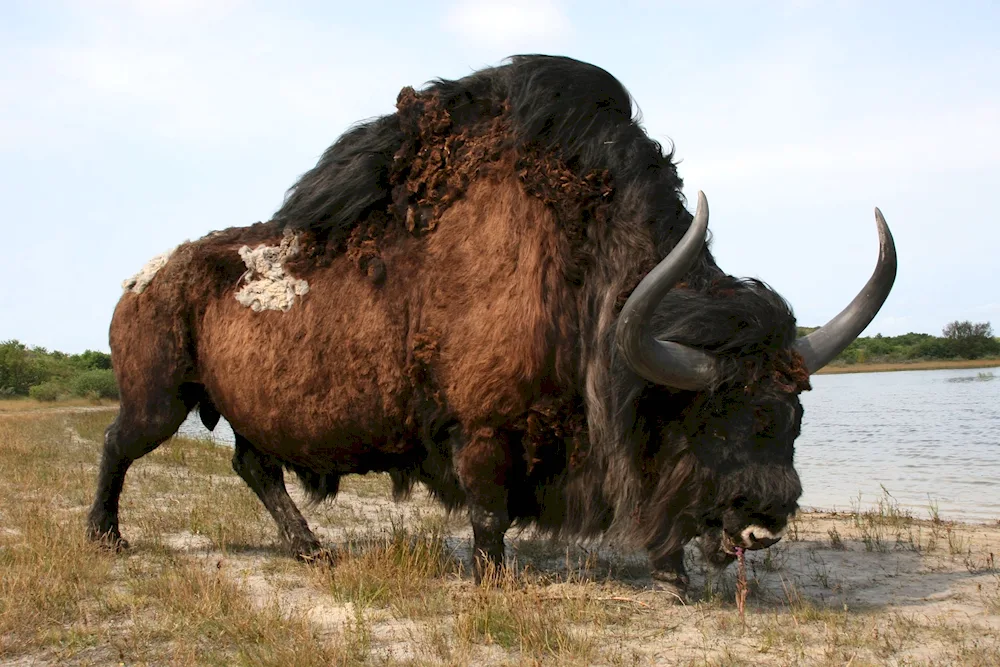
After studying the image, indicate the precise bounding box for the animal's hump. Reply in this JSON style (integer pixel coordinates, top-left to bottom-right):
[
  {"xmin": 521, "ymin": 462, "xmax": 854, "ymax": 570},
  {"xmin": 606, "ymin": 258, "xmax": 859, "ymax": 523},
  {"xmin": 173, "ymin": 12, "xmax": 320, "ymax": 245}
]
[{"xmin": 272, "ymin": 55, "xmax": 687, "ymax": 262}]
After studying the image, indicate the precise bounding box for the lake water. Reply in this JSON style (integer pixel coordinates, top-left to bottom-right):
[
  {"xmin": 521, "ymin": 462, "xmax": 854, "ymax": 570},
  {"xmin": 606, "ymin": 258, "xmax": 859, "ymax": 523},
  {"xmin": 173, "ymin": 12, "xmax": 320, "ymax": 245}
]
[
  {"xmin": 178, "ymin": 366, "xmax": 1000, "ymax": 524},
  {"xmin": 795, "ymin": 367, "xmax": 999, "ymax": 523}
]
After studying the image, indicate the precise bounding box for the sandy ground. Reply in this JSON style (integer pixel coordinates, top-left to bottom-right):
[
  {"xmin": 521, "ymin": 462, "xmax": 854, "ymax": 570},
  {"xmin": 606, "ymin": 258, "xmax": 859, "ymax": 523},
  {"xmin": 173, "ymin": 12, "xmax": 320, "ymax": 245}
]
[
  {"xmin": 150, "ymin": 460, "xmax": 1000, "ymax": 665},
  {"xmin": 2, "ymin": 408, "xmax": 999, "ymax": 666}
]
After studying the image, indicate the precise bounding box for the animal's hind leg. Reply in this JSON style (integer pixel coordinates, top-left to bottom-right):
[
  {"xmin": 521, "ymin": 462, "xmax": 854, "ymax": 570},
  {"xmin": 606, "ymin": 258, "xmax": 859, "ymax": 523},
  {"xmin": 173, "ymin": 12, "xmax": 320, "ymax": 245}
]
[
  {"xmin": 87, "ymin": 397, "xmax": 190, "ymax": 548},
  {"xmin": 230, "ymin": 433, "xmax": 321, "ymax": 559}
]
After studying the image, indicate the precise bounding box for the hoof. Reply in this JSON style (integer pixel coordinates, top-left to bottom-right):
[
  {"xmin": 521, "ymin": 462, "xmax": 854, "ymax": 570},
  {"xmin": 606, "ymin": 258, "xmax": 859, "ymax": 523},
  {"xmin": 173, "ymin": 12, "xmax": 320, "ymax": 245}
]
[
  {"xmin": 474, "ymin": 568, "xmax": 503, "ymax": 586},
  {"xmin": 294, "ymin": 544, "xmax": 335, "ymax": 566},
  {"xmin": 651, "ymin": 570, "xmax": 689, "ymax": 604},
  {"xmin": 88, "ymin": 527, "xmax": 129, "ymax": 552},
  {"xmin": 472, "ymin": 555, "xmax": 506, "ymax": 586}
]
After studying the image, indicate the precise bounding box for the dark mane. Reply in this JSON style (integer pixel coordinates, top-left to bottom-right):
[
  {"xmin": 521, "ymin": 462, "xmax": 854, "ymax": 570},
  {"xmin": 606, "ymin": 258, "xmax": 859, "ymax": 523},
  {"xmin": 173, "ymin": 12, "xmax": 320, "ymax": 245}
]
[
  {"xmin": 272, "ymin": 114, "xmax": 403, "ymax": 241},
  {"xmin": 272, "ymin": 55, "xmax": 697, "ymax": 265},
  {"xmin": 653, "ymin": 277, "xmax": 806, "ymax": 388}
]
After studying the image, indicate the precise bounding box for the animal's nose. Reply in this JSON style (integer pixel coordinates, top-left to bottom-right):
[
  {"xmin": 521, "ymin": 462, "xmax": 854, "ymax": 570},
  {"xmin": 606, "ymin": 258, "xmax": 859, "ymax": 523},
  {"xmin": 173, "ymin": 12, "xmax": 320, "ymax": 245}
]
[
  {"xmin": 746, "ymin": 532, "xmax": 781, "ymax": 549},
  {"xmin": 740, "ymin": 525, "xmax": 783, "ymax": 550}
]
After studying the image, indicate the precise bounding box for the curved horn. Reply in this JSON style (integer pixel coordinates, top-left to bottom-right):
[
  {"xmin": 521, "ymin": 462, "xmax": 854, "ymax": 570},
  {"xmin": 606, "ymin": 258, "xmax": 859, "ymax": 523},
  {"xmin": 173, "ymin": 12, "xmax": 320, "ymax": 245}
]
[
  {"xmin": 795, "ymin": 208, "xmax": 898, "ymax": 374},
  {"xmin": 615, "ymin": 191, "xmax": 718, "ymax": 391}
]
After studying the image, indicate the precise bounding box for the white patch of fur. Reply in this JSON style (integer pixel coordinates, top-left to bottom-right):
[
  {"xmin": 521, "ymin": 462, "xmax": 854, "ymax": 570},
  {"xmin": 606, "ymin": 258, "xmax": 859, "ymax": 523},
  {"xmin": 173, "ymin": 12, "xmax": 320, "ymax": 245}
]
[
  {"xmin": 234, "ymin": 230, "xmax": 310, "ymax": 312},
  {"xmin": 122, "ymin": 247, "xmax": 177, "ymax": 294}
]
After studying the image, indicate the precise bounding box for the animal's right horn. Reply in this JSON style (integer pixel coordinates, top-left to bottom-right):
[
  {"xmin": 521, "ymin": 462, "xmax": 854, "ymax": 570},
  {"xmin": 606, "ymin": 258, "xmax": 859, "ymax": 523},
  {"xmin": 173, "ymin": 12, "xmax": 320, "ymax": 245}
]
[{"xmin": 615, "ymin": 191, "xmax": 718, "ymax": 391}]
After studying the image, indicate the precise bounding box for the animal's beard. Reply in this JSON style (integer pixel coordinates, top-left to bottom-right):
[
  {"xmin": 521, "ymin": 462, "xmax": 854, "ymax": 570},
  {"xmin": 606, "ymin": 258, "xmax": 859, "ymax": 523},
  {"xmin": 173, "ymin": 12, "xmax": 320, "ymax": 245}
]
[{"xmin": 699, "ymin": 528, "xmax": 738, "ymax": 568}]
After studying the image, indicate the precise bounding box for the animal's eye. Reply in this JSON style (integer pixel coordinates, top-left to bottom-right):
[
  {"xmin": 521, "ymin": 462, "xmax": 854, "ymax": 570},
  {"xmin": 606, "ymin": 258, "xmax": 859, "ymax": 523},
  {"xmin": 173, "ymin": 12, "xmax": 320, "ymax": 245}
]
[{"xmin": 753, "ymin": 407, "xmax": 775, "ymax": 437}]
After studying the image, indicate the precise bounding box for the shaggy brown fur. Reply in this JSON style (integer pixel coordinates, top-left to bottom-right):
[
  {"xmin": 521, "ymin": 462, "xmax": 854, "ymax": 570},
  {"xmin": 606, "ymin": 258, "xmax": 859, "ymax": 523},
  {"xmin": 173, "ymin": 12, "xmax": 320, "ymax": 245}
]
[
  {"xmin": 392, "ymin": 87, "xmax": 511, "ymax": 235},
  {"xmin": 90, "ymin": 55, "xmax": 823, "ymax": 591},
  {"xmin": 107, "ymin": 169, "xmax": 576, "ymax": 469}
]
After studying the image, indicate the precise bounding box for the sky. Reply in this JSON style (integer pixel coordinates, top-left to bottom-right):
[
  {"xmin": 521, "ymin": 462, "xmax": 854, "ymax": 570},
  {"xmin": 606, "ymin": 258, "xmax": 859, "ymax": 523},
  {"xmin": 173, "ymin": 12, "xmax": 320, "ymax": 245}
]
[{"xmin": 1, "ymin": 0, "xmax": 998, "ymax": 353}]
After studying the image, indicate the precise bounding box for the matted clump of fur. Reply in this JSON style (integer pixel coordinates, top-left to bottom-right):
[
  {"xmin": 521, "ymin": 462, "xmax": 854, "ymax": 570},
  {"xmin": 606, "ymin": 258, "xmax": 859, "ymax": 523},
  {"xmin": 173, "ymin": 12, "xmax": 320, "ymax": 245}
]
[
  {"xmin": 234, "ymin": 230, "xmax": 309, "ymax": 312},
  {"xmin": 122, "ymin": 247, "xmax": 177, "ymax": 294}
]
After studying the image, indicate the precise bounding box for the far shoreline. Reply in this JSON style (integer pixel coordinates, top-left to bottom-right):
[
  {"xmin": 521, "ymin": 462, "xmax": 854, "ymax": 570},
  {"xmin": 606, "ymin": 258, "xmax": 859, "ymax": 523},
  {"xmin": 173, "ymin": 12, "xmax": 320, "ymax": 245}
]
[
  {"xmin": 4, "ymin": 357, "xmax": 999, "ymax": 413},
  {"xmin": 815, "ymin": 358, "xmax": 1000, "ymax": 375}
]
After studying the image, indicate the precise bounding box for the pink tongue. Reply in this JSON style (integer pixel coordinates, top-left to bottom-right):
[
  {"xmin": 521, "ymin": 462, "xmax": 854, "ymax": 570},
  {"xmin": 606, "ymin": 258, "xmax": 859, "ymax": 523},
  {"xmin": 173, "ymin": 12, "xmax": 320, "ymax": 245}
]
[{"xmin": 735, "ymin": 546, "xmax": 745, "ymax": 561}]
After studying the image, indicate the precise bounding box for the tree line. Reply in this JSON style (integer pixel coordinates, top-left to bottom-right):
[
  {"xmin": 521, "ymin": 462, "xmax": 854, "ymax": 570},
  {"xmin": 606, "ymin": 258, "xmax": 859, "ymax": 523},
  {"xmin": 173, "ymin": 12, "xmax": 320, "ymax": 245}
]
[
  {"xmin": 797, "ymin": 320, "xmax": 999, "ymax": 366},
  {"xmin": 0, "ymin": 341, "xmax": 117, "ymax": 401},
  {"xmin": 2, "ymin": 320, "xmax": 998, "ymax": 399}
]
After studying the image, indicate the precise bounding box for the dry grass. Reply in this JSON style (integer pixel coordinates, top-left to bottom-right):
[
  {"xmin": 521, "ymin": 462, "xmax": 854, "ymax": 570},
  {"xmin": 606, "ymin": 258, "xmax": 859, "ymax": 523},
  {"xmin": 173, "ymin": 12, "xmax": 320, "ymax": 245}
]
[
  {"xmin": 2, "ymin": 408, "xmax": 999, "ymax": 665},
  {"xmin": 0, "ymin": 410, "xmax": 358, "ymax": 665},
  {"xmin": 452, "ymin": 566, "xmax": 608, "ymax": 662},
  {"xmin": 312, "ymin": 523, "xmax": 460, "ymax": 615},
  {"xmin": 0, "ymin": 397, "xmax": 119, "ymax": 413},
  {"xmin": 816, "ymin": 358, "xmax": 1000, "ymax": 374}
]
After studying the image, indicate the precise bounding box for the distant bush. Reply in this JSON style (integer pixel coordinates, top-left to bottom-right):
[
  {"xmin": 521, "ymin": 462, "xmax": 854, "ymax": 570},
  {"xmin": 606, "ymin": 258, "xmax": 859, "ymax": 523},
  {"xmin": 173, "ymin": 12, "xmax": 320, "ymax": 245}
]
[
  {"xmin": 0, "ymin": 340, "xmax": 43, "ymax": 395},
  {"xmin": 1, "ymin": 340, "xmax": 118, "ymax": 399},
  {"xmin": 74, "ymin": 350, "xmax": 112, "ymax": 370},
  {"xmin": 909, "ymin": 337, "xmax": 954, "ymax": 360},
  {"xmin": 70, "ymin": 369, "xmax": 119, "ymax": 400},
  {"xmin": 942, "ymin": 320, "xmax": 1000, "ymax": 359},
  {"xmin": 801, "ymin": 321, "xmax": 999, "ymax": 366},
  {"xmin": 28, "ymin": 381, "xmax": 63, "ymax": 402}
]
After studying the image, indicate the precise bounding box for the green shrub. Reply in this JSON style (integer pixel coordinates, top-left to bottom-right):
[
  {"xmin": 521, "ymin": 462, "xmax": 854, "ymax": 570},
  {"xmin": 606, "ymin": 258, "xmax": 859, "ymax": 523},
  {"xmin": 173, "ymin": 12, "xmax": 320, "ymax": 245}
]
[
  {"xmin": 74, "ymin": 350, "xmax": 113, "ymax": 370},
  {"xmin": 1, "ymin": 341, "xmax": 117, "ymax": 396},
  {"xmin": 70, "ymin": 369, "xmax": 119, "ymax": 399},
  {"xmin": 942, "ymin": 321, "xmax": 1000, "ymax": 359},
  {"xmin": 28, "ymin": 382, "xmax": 63, "ymax": 402},
  {"xmin": 0, "ymin": 340, "xmax": 43, "ymax": 395},
  {"xmin": 909, "ymin": 337, "xmax": 955, "ymax": 360}
]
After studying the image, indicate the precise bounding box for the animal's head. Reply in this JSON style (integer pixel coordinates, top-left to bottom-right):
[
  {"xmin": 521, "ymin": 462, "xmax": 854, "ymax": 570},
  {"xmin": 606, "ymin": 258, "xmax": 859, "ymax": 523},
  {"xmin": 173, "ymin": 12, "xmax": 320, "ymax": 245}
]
[{"xmin": 616, "ymin": 192, "xmax": 896, "ymax": 564}]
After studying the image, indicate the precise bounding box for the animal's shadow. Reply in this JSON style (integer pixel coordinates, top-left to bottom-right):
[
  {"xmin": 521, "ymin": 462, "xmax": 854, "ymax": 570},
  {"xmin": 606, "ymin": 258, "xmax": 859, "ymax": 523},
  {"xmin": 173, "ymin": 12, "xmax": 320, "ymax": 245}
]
[{"xmin": 150, "ymin": 526, "xmax": 998, "ymax": 615}]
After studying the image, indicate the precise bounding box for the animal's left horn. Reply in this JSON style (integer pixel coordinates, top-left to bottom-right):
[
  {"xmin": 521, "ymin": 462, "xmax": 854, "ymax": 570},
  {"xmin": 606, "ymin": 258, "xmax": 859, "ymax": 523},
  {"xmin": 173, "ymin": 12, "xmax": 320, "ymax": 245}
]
[
  {"xmin": 795, "ymin": 208, "xmax": 898, "ymax": 374},
  {"xmin": 615, "ymin": 191, "xmax": 718, "ymax": 391}
]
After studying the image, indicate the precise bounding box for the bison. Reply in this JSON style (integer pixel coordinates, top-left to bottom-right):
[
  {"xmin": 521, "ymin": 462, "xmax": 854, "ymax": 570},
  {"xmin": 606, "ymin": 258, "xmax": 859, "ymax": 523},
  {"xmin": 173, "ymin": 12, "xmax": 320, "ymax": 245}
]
[{"xmin": 87, "ymin": 55, "xmax": 896, "ymax": 595}]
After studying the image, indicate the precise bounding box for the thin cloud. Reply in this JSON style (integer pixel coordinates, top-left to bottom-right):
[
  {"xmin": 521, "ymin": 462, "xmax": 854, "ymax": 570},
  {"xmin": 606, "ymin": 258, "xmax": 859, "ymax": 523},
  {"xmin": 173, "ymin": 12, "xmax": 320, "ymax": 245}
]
[
  {"xmin": 70, "ymin": 0, "xmax": 244, "ymax": 23},
  {"xmin": 443, "ymin": 0, "xmax": 571, "ymax": 48},
  {"xmin": 2, "ymin": 8, "xmax": 400, "ymax": 148}
]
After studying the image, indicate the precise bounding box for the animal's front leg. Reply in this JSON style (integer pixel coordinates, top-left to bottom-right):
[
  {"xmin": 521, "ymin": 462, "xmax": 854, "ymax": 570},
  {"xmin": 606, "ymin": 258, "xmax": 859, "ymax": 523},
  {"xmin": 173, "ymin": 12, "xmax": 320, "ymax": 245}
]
[
  {"xmin": 649, "ymin": 548, "xmax": 690, "ymax": 602},
  {"xmin": 453, "ymin": 426, "xmax": 512, "ymax": 584},
  {"xmin": 469, "ymin": 502, "xmax": 510, "ymax": 581}
]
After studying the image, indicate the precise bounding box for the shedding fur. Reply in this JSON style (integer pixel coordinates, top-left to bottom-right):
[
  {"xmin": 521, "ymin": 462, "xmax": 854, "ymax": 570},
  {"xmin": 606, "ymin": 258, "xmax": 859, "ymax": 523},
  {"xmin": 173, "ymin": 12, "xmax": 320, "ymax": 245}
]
[
  {"xmin": 93, "ymin": 55, "xmax": 838, "ymax": 590},
  {"xmin": 122, "ymin": 247, "xmax": 177, "ymax": 294},
  {"xmin": 234, "ymin": 230, "xmax": 310, "ymax": 312}
]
